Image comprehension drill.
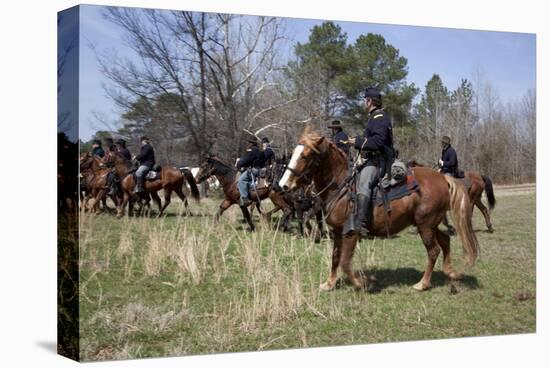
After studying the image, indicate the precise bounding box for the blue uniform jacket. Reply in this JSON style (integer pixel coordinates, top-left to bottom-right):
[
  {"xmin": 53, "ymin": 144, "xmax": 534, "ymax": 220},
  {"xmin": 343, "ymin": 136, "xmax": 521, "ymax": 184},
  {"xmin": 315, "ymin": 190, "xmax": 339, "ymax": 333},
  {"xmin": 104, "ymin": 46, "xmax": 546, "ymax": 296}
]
[
  {"xmin": 136, "ymin": 144, "xmax": 156, "ymax": 168},
  {"xmin": 441, "ymin": 146, "xmax": 458, "ymax": 174},
  {"xmin": 118, "ymin": 147, "xmax": 132, "ymax": 162},
  {"xmin": 91, "ymin": 146, "xmax": 105, "ymax": 158},
  {"xmin": 354, "ymin": 108, "xmax": 393, "ymax": 152},
  {"xmin": 237, "ymin": 147, "xmax": 261, "ymax": 170},
  {"xmin": 259, "ymin": 147, "xmax": 275, "ymax": 168},
  {"xmin": 332, "ymin": 130, "xmax": 349, "ymax": 155}
]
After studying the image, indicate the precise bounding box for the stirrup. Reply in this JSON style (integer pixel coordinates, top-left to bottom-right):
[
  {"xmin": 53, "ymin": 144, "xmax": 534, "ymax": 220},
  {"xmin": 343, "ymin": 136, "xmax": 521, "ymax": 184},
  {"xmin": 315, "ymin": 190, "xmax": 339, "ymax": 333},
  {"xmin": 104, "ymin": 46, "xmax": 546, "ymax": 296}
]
[{"xmin": 239, "ymin": 197, "xmax": 251, "ymax": 206}]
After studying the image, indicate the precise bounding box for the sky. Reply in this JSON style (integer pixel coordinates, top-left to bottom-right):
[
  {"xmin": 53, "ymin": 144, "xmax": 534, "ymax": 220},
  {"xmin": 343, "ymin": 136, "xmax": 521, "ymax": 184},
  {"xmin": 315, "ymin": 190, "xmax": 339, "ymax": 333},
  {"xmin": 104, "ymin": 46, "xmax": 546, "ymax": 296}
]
[{"xmin": 76, "ymin": 4, "xmax": 536, "ymax": 140}]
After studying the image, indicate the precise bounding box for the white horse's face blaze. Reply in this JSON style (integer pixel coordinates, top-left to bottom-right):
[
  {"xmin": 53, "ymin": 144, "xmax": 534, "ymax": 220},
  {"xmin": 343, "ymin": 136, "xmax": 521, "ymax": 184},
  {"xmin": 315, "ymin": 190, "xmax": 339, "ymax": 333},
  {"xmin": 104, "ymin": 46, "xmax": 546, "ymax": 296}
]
[{"xmin": 279, "ymin": 144, "xmax": 305, "ymax": 190}]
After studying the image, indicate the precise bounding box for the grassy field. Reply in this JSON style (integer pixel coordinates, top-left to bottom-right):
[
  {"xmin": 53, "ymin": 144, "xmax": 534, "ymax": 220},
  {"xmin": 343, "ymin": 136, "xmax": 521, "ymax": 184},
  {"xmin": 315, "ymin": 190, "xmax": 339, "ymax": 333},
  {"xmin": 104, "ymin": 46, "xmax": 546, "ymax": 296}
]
[{"xmin": 78, "ymin": 188, "xmax": 536, "ymax": 361}]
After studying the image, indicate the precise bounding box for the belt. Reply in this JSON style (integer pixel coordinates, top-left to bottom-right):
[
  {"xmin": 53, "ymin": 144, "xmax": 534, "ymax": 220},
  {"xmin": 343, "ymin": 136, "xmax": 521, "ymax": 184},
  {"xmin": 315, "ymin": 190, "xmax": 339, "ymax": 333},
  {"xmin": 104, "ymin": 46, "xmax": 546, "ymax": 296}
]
[{"xmin": 361, "ymin": 150, "xmax": 381, "ymax": 160}]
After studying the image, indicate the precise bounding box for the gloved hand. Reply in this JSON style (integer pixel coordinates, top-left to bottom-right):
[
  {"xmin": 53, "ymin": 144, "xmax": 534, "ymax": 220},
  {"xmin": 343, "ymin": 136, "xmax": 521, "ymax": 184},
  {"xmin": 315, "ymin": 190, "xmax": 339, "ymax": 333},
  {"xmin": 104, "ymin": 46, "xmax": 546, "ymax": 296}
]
[{"xmin": 438, "ymin": 159, "xmax": 444, "ymax": 167}]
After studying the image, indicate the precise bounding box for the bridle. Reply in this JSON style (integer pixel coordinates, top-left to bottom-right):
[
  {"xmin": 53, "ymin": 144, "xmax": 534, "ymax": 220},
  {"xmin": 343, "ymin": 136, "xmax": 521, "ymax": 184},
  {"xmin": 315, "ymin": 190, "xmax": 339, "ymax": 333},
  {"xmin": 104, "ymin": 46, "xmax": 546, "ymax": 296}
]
[{"xmin": 285, "ymin": 143, "xmax": 323, "ymax": 184}]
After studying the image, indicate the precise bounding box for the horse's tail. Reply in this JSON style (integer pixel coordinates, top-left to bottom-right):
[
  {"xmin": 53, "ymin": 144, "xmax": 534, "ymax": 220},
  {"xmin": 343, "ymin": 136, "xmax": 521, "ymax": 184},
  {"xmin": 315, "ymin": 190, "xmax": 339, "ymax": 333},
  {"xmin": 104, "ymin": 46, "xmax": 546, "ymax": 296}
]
[
  {"xmin": 444, "ymin": 175, "xmax": 480, "ymax": 267},
  {"xmin": 181, "ymin": 169, "xmax": 201, "ymax": 202},
  {"xmin": 481, "ymin": 175, "xmax": 496, "ymax": 209}
]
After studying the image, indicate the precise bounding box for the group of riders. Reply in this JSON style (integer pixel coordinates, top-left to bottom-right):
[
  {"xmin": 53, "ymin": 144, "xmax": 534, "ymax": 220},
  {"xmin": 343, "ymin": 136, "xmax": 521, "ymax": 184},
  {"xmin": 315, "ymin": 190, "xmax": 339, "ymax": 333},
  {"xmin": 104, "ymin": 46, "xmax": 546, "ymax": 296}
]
[
  {"xmin": 85, "ymin": 87, "xmax": 462, "ymax": 236},
  {"xmin": 88, "ymin": 136, "xmax": 157, "ymax": 196}
]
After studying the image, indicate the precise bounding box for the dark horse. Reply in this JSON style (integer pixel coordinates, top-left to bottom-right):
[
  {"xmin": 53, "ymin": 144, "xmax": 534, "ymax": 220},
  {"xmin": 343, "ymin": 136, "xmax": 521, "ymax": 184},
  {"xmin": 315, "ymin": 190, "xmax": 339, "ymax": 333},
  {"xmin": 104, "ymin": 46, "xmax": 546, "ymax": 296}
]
[
  {"xmin": 195, "ymin": 155, "xmax": 292, "ymax": 231},
  {"xmin": 279, "ymin": 128, "xmax": 480, "ymax": 292},
  {"xmin": 263, "ymin": 156, "xmax": 325, "ymax": 239},
  {"xmin": 408, "ymin": 161, "xmax": 496, "ymax": 233}
]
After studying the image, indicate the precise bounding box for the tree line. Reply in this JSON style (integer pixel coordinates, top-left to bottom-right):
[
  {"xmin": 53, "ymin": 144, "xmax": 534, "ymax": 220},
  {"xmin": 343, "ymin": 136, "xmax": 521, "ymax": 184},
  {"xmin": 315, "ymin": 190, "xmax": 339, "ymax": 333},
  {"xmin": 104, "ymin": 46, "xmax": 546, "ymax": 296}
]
[{"xmin": 82, "ymin": 9, "xmax": 535, "ymax": 184}]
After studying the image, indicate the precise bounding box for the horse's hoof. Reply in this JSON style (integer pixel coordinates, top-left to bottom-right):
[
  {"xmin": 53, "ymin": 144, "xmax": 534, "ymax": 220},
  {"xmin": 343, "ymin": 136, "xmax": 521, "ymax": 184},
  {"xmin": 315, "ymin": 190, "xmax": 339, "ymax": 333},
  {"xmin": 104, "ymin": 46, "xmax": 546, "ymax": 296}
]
[
  {"xmin": 412, "ymin": 281, "xmax": 431, "ymax": 291},
  {"xmin": 487, "ymin": 227, "xmax": 494, "ymax": 233},
  {"xmin": 319, "ymin": 281, "xmax": 335, "ymax": 292}
]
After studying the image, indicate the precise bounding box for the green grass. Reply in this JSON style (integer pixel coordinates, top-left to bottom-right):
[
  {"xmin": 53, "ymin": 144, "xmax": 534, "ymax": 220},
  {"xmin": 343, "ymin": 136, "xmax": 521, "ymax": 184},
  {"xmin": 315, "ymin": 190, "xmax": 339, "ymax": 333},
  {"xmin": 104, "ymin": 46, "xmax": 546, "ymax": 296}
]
[{"xmin": 78, "ymin": 191, "xmax": 536, "ymax": 361}]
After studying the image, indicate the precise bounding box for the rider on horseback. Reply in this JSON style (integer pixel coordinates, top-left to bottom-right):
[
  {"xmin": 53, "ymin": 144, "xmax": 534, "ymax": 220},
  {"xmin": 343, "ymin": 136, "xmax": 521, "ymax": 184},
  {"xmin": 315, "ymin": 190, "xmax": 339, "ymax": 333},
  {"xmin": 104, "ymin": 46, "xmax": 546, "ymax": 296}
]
[
  {"xmin": 134, "ymin": 136, "xmax": 156, "ymax": 194},
  {"xmin": 328, "ymin": 119, "xmax": 350, "ymax": 156},
  {"xmin": 106, "ymin": 139, "xmax": 133, "ymax": 196},
  {"xmin": 258, "ymin": 137, "xmax": 276, "ymax": 183},
  {"xmin": 439, "ymin": 135, "xmax": 459, "ymax": 177},
  {"xmin": 103, "ymin": 137, "xmax": 117, "ymax": 158},
  {"xmin": 115, "ymin": 138, "xmax": 132, "ymax": 161},
  {"xmin": 236, "ymin": 139, "xmax": 262, "ymax": 206},
  {"xmin": 91, "ymin": 139, "xmax": 105, "ymax": 158},
  {"xmin": 344, "ymin": 87, "xmax": 395, "ymax": 237},
  {"xmin": 260, "ymin": 137, "xmax": 275, "ymax": 167}
]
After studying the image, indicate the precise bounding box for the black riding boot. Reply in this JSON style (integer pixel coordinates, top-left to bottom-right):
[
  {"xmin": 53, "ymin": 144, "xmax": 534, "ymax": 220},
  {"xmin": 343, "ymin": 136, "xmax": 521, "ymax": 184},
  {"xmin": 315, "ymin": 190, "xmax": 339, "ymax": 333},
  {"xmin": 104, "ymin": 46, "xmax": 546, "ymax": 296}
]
[
  {"xmin": 134, "ymin": 176, "xmax": 145, "ymax": 193},
  {"xmin": 107, "ymin": 173, "xmax": 118, "ymax": 196},
  {"xmin": 343, "ymin": 194, "xmax": 370, "ymax": 237}
]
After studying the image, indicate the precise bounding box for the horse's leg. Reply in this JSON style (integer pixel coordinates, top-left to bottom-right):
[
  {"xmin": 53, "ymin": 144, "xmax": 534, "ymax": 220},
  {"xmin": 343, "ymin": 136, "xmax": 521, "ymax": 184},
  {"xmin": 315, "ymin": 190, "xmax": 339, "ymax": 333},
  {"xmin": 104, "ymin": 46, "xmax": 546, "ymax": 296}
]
[
  {"xmin": 116, "ymin": 192, "xmax": 129, "ymax": 218},
  {"xmin": 319, "ymin": 230, "xmax": 343, "ymax": 291},
  {"xmin": 150, "ymin": 191, "xmax": 162, "ymax": 216},
  {"xmin": 93, "ymin": 190, "xmax": 107, "ymax": 213},
  {"xmin": 159, "ymin": 189, "xmax": 172, "ymax": 217},
  {"xmin": 240, "ymin": 205, "xmax": 255, "ymax": 231},
  {"xmin": 280, "ymin": 207, "xmax": 293, "ymax": 232},
  {"xmin": 215, "ymin": 200, "xmax": 232, "ymax": 223},
  {"xmin": 435, "ymin": 228, "xmax": 463, "ymax": 280},
  {"xmin": 128, "ymin": 196, "xmax": 135, "ymax": 217},
  {"xmin": 255, "ymin": 201, "xmax": 262, "ymax": 214},
  {"xmin": 413, "ymin": 225, "xmax": 441, "ymax": 291},
  {"xmin": 296, "ymin": 205, "xmax": 305, "ymax": 236},
  {"xmin": 83, "ymin": 193, "xmax": 92, "ymax": 213},
  {"xmin": 174, "ymin": 187, "xmax": 191, "ymax": 216},
  {"xmin": 339, "ymin": 234, "xmax": 364, "ymax": 290},
  {"xmin": 442, "ymin": 214, "xmax": 456, "ymax": 235},
  {"xmin": 475, "ymin": 198, "xmax": 493, "ymax": 233},
  {"xmin": 316, "ymin": 209, "xmax": 325, "ymax": 238}
]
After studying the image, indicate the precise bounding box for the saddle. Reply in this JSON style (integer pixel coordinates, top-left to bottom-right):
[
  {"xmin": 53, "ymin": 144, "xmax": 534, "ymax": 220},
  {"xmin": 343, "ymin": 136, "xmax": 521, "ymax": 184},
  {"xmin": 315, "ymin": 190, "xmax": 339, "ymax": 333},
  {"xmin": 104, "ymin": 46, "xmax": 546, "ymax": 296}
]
[
  {"xmin": 132, "ymin": 165, "xmax": 162, "ymax": 181},
  {"xmin": 373, "ymin": 169, "xmax": 419, "ymax": 208}
]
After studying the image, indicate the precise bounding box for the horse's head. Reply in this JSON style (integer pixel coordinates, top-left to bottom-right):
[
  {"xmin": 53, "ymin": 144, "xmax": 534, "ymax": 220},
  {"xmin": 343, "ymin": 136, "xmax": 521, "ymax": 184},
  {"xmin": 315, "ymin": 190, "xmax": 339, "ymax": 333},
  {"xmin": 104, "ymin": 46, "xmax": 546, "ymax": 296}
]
[
  {"xmin": 79, "ymin": 152, "xmax": 93, "ymax": 170},
  {"xmin": 278, "ymin": 127, "xmax": 329, "ymax": 192},
  {"xmin": 196, "ymin": 155, "xmax": 219, "ymax": 183}
]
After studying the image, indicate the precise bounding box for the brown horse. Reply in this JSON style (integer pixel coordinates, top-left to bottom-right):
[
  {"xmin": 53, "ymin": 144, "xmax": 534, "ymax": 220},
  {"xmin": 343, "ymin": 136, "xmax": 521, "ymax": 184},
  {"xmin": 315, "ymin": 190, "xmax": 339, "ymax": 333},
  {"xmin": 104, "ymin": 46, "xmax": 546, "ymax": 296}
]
[
  {"xmin": 195, "ymin": 156, "xmax": 291, "ymax": 231},
  {"xmin": 116, "ymin": 162, "xmax": 200, "ymax": 218},
  {"xmin": 408, "ymin": 161, "xmax": 496, "ymax": 233},
  {"xmin": 279, "ymin": 128, "xmax": 480, "ymax": 292},
  {"xmin": 79, "ymin": 153, "xmax": 115, "ymax": 213}
]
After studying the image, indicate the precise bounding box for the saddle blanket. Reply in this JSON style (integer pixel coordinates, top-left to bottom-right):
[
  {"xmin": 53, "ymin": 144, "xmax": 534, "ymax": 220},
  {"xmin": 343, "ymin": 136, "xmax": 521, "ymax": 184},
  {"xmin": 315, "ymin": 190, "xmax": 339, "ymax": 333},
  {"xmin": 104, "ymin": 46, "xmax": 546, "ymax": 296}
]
[
  {"xmin": 145, "ymin": 171, "xmax": 161, "ymax": 181},
  {"xmin": 374, "ymin": 170, "xmax": 419, "ymax": 207}
]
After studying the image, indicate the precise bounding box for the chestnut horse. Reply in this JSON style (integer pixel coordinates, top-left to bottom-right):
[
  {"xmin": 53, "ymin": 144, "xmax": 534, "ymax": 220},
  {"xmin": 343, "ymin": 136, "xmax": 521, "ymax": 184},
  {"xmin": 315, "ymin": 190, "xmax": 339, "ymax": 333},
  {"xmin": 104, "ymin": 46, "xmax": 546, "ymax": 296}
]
[
  {"xmin": 116, "ymin": 163, "xmax": 200, "ymax": 218},
  {"xmin": 195, "ymin": 156, "xmax": 292, "ymax": 231},
  {"xmin": 279, "ymin": 128, "xmax": 480, "ymax": 292},
  {"xmin": 408, "ymin": 161, "xmax": 496, "ymax": 232},
  {"xmin": 79, "ymin": 153, "xmax": 115, "ymax": 212}
]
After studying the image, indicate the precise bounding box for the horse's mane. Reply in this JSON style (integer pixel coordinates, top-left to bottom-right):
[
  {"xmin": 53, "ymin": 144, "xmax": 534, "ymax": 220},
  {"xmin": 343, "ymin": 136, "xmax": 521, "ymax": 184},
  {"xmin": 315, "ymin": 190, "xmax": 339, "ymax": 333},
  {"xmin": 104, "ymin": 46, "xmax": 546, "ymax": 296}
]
[
  {"xmin": 210, "ymin": 156, "xmax": 235, "ymax": 171},
  {"xmin": 299, "ymin": 126, "xmax": 347, "ymax": 163}
]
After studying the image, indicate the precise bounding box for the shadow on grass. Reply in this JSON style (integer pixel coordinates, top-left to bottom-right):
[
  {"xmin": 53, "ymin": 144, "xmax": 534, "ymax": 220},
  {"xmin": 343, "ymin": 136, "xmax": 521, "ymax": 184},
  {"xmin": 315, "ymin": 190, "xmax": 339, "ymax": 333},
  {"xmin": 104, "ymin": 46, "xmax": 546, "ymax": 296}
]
[{"xmin": 351, "ymin": 267, "xmax": 480, "ymax": 293}]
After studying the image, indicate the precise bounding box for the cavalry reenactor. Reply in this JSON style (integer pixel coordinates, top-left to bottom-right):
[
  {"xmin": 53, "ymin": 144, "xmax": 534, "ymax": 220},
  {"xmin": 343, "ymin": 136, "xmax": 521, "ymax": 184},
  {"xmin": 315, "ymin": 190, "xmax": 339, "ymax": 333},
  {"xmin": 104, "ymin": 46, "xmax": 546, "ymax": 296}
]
[
  {"xmin": 106, "ymin": 138, "xmax": 132, "ymax": 196},
  {"xmin": 115, "ymin": 138, "xmax": 132, "ymax": 161},
  {"xmin": 328, "ymin": 119, "xmax": 349, "ymax": 156},
  {"xmin": 344, "ymin": 87, "xmax": 395, "ymax": 237},
  {"xmin": 103, "ymin": 137, "xmax": 117, "ymax": 158},
  {"xmin": 236, "ymin": 139, "xmax": 262, "ymax": 206},
  {"xmin": 134, "ymin": 136, "xmax": 156, "ymax": 193},
  {"xmin": 439, "ymin": 135, "xmax": 459, "ymax": 176},
  {"xmin": 259, "ymin": 137, "xmax": 275, "ymax": 167},
  {"xmin": 91, "ymin": 139, "xmax": 105, "ymax": 158}
]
